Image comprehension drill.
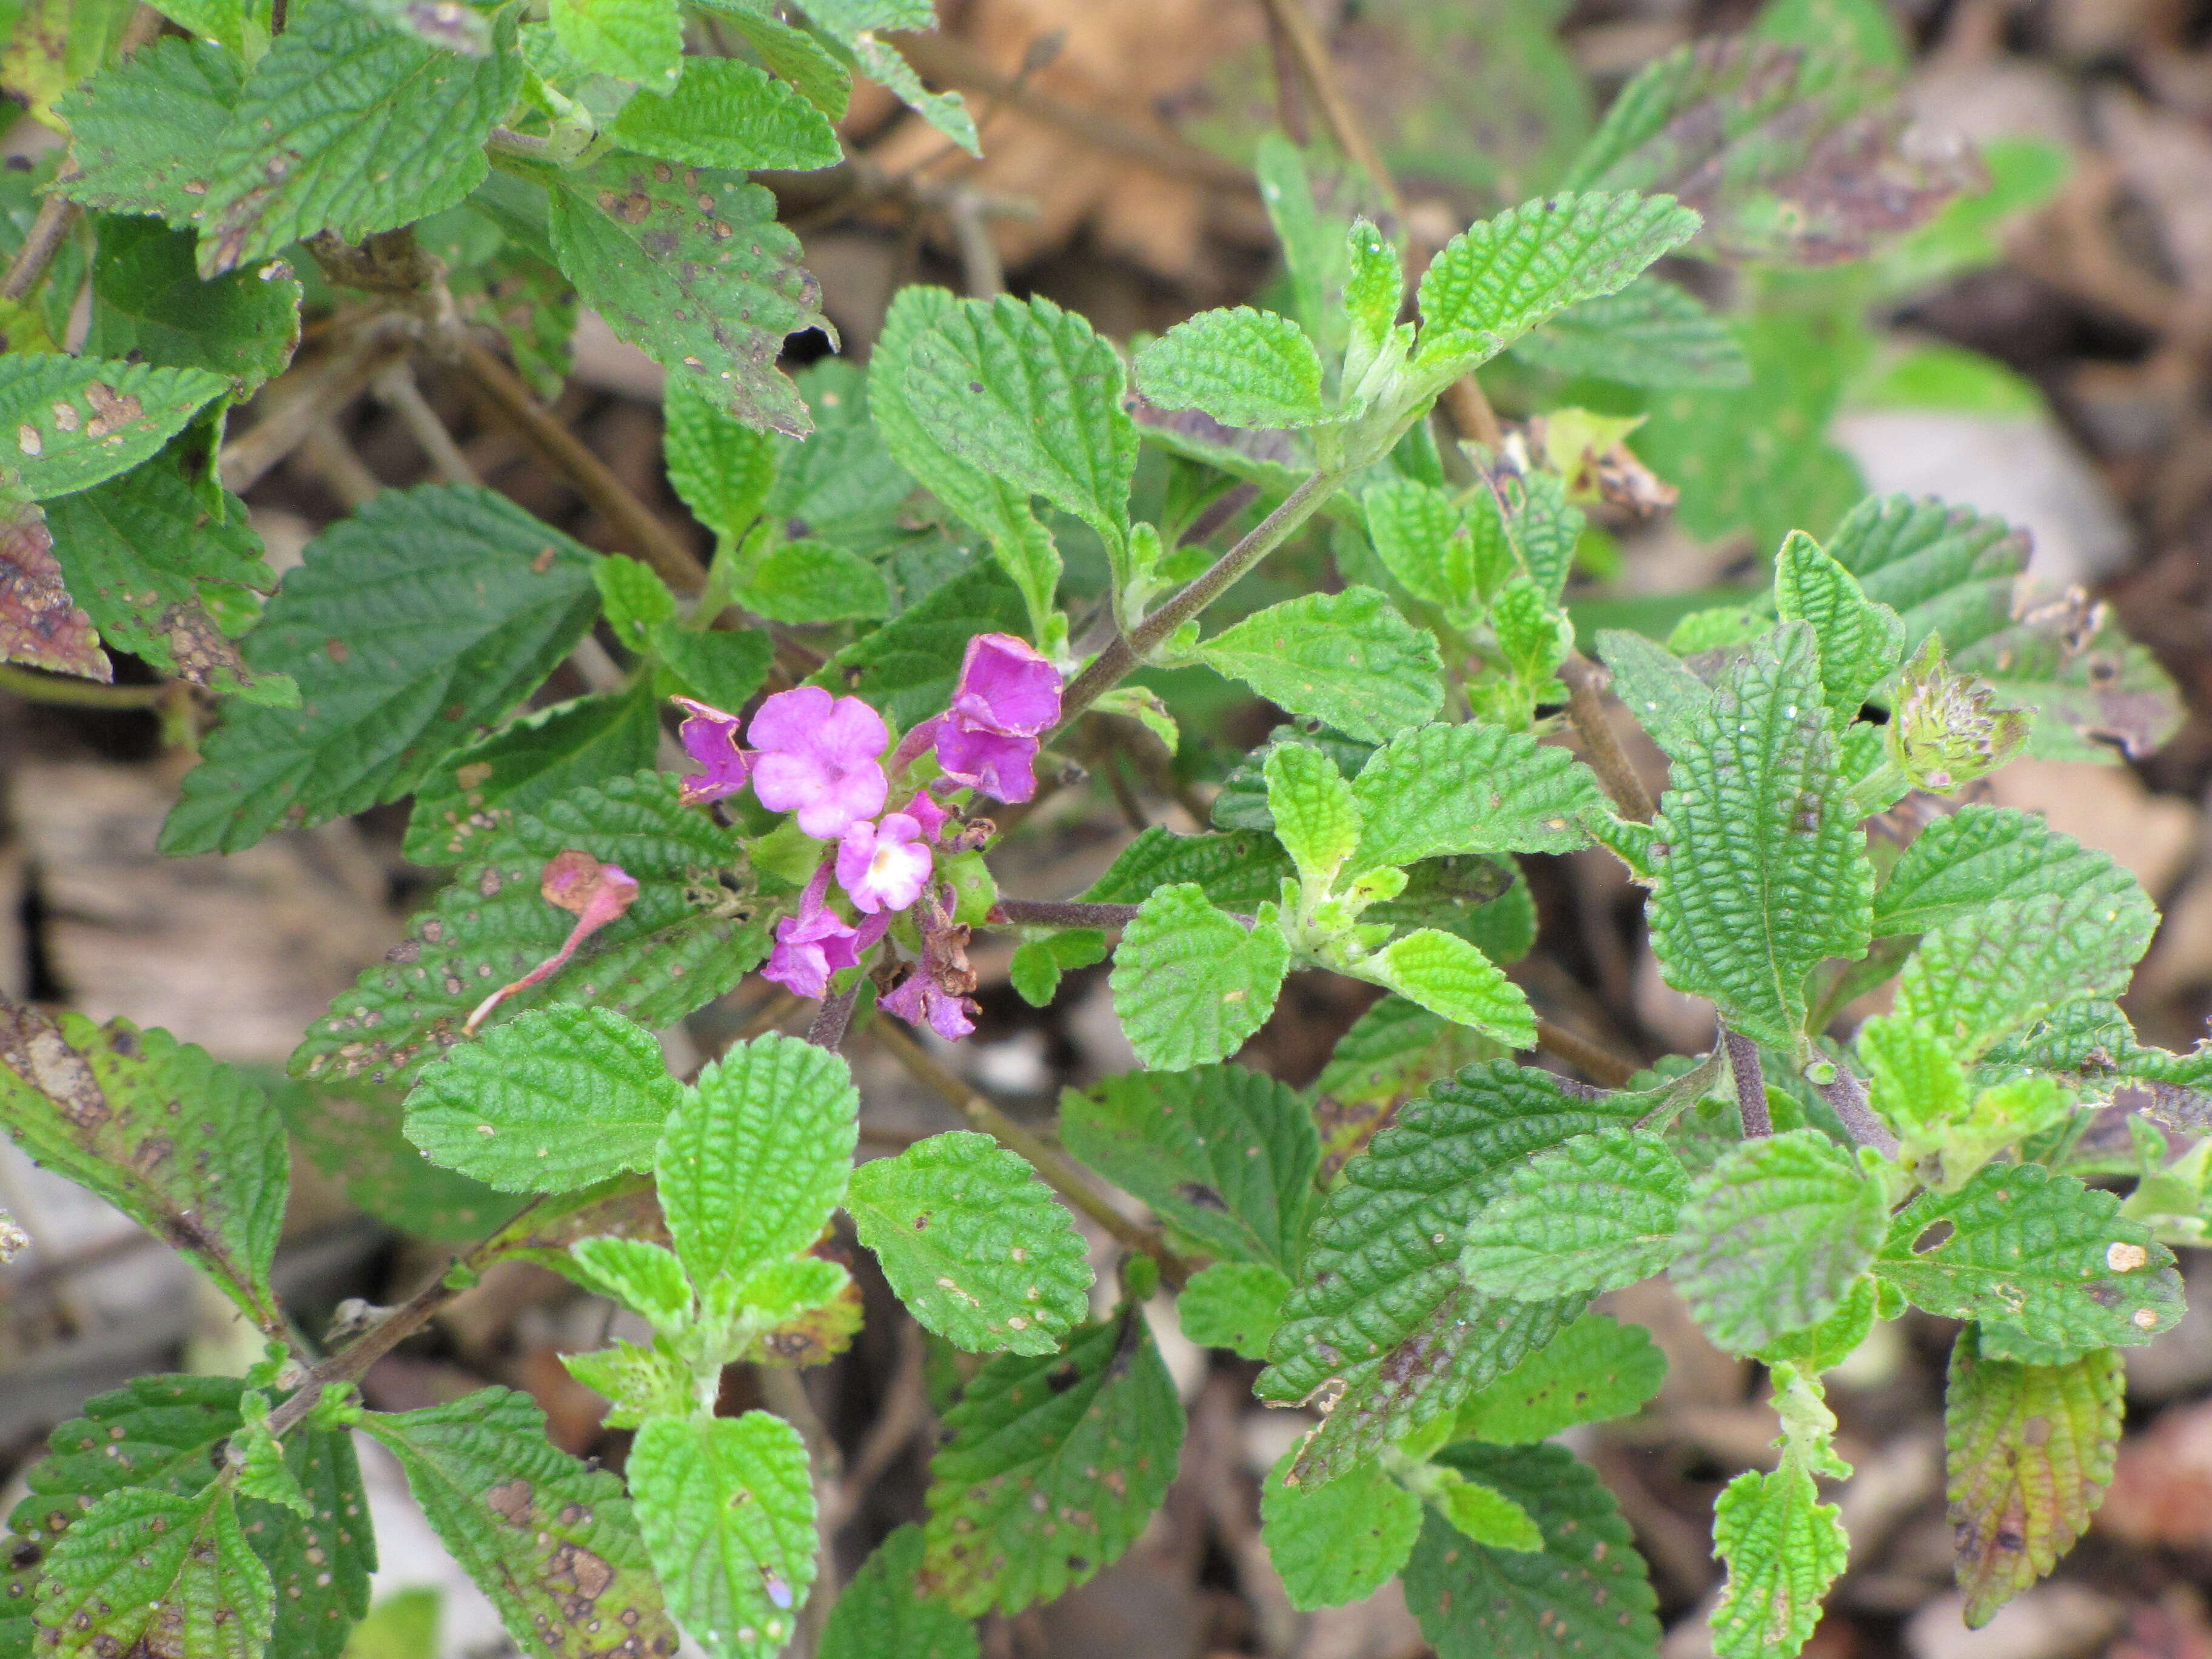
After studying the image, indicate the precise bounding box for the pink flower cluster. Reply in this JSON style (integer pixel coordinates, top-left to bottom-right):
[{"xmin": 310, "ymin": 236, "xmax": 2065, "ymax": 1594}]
[{"xmin": 675, "ymin": 634, "xmax": 1061, "ymax": 1040}]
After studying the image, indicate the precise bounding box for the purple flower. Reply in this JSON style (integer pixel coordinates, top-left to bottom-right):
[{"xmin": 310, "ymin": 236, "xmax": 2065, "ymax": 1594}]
[
  {"xmin": 836, "ymin": 813, "xmax": 933, "ymax": 914},
  {"xmin": 673, "ymin": 696, "xmax": 751, "ymax": 806},
  {"xmin": 934, "ymin": 633, "xmax": 1062, "ymax": 805},
  {"xmin": 880, "ymin": 969, "xmax": 979, "ymax": 1042},
  {"xmin": 902, "ymin": 789, "xmax": 952, "ymax": 844},
  {"xmin": 763, "ymin": 860, "xmax": 888, "ymax": 998},
  {"xmin": 749, "ymin": 686, "xmax": 890, "ymax": 839}
]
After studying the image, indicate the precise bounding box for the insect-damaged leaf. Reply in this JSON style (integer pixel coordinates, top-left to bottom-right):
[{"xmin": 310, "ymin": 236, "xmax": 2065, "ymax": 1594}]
[
  {"xmin": 0, "ymin": 1000, "xmax": 287, "ymax": 1336},
  {"xmin": 0, "ymin": 499, "xmax": 105, "ymax": 680}
]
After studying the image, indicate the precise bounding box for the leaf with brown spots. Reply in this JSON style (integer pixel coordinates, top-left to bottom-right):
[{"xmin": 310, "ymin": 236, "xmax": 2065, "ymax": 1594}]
[
  {"xmin": 58, "ymin": 36, "xmax": 244, "ymax": 229},
  {"xmin": 32, "ymin": 1481, "xmax": 272, "ymax": 1659},
  {"xmin": 46, "ymin": 457, "xmax": 297, "ymax": 705},
  {"xmin": 361, "ymin": 1386, "xmax": 680, "ymax": 1659},
  {"xmin": 0, "ymin": 354, "xmax": 227, "ymax": 501},
  {"xmin": 540, "ymin": 152, "xmax": 826, "ymax": 437},
  {"xmin": 920, "ymin": 1313, "xmax": 1185, "ymax": 1617},
  {"xmin": 0, "ymin": 499, "xmax": 107, "ymax": 680},
  {"xmin": 1944, "ymin": 1326, "xmax": 2122, "ymax": 1628},
  {"xmin": 0, "ymin": 997, "xmax": 288, "ymax": 1337}
]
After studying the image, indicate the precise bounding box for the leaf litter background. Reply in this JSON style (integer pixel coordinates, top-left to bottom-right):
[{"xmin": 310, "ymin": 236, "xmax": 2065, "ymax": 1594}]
[{"xmin": 19, "ymin": 1, "xmax": 2212, "ymax": 1656}]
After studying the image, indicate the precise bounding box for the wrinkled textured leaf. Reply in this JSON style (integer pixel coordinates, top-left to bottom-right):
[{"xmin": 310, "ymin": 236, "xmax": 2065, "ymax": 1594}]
[
  {"xmin": 920, "ymin": 1315, "xmax": 1185, "ymax": 1616},
  {"xmin": 1402, "ymin": 1444, "xmax": 1660, "ymax": 1659},
  {"xmin": 1259, "ymin": 1447, "xmax": 1419, "ymax": 1613},
  {"xmin": 162, "ymin": 485, "xmax": 600, "ymax": 856},
  {"xmin": 361, "ymin": 1387, "xmax": 677, "ymax": 1659},
  {"xmin": 34, "ymin": 1483, "xmax": 271, "ymax": 1659},
  {"xmin": 45, "ymin": 457, "xmax": 289, "ymax": 703},
  {"xmin": 405, "ymin": 1006, "xmax": 684, "ymax": 1193},
  {"xmin": 611, "ymin": 58, "xmax": 842, "ymax": 171},
  {"xmin": 810, "ymin": 560, "xmax": 1028, "ymax": 726},
  {"xmin": 1647, "ymin": 623, "xmax": 1873, "ymax": 1047},
  {"xmin": 1774, "ymin": 528, "xmax": 1903, "ymax": 717},
  {"xmin": 1461, "ymin": 1128, "xmax": 1687, "ymax": 1301},
  {"xmin": 1872, "ymin": 803, "xmax": 2141, "ymax": 938},
  {"xmin": 1264, "ymin": 742, "xmax": 1359, "ymax": 890},
  {"xmin": 663, "ymin": 376, "xmax": 775, "ymax": 543},
  {"xmin": 1134, "ymin": 306, "xmax": 1330, "ymax": 430},
  {"xmin": 1200, "ymin": 587, "xmax": 1443, "ymax": 744},
  {"xmin": 294, "ymin": 770, "xmax": 765, "ymax": 1085},
  {"xmin": 1454, "ymin": 1311, "xmax": 1667, "ymax": 1444},
  {"xmin": 1672, "ymin": 1128, "xmax": 1885, "ymax": 1354},
  {"xmin": 1413, "ymin": 190, "xmax": 1700, "ymax": 380},
  {"xmin": 1511, "ymin": 275, "xmax": 1749, "ymax": 387},
  {"xmin": 1259, "ymin": 1062, "xmax": 1637, "ymax": 1481},
  {"xmin": 0, "ymin": 355, "xmax": 226, "ymax": 501},
  {"xmin": 199, "ymin": 0, "xmax": 518, "ymax": 274},
  {"xmin": 1082, "ymin": 827, "xmax": 1293, "ymax": 914},
  {"xmin": 848, "ymin": 1130, "xmax": 1093, "ymax": 1355},
  {"xmin": 1362, "ymin": 475, "xmax": 1511, "ymax": 623},
  {"xmin": 1370, "ymin": 928, "xmax": 1535, "ymax": 1048},
  {"xmin": 549, "ymin": 0, "xmax": 680, "ymax": 88},
  {"xmin": 1110, "ymin": 885, "xmax": 1290, "ymax": 1072},
  {"xmin": 630, "ymin": 1411, "xmax": 816, "ymax": 1659},
  {"xmin": 820, "ymin": 1526, "xmax": 976, "ymax": 1659},
  {"xmin": 57, "ymin": 37, "xmax": 240, "ymax": 227},
  {"xmin": 1595, "ymin": 628, "xmax": 1712, "ymax": 759},
  {"xmin": 1350, "ymin": 720, "xmax": 1604, "ymax": 870},
  {"xmin": 0, "ymin": 1002, "xmax": 286, "ymax": 1335},
  {"xmin": 1875, "ymin": 1163, "xmax": 2182, "ymax": 1355},
  {"xmin": 85, "ymin": 216, "xmax": 301, "ymax": 399},
  {"xmin": 1063, "ymin": 1065, "xmax": 1318, "ymax": 1272},
  {"xmin": 1710, "ymin": 1460, "xmax": 1846, "ymax": 1659},
  {"xmin": 543, "ymin": 152, "xmax": 826, "ymax": 437},
  {"xmin": 660, "ymin": 1032, "xmax": 857, "ymax": 1287},
  {"xmin": 1176, "ymin": 1261, "xmax": 1290, "ymax": 1360},
  {"xmin": 1945, "ymin": 1327, "xmax": 2121, "ymax": 1628}
]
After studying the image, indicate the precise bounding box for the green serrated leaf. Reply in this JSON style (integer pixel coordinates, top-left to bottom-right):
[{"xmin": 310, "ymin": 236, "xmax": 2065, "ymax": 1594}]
[
  {"xmin": 1454, "ymin": 1311, "xmax": 1666, "ymax": 1444},
  {"xmin": 1944, "ymin": 1327, "xmax": 2121, "ymax": 1628},
  {"xmin": 45, "ymin": 455, "xmax": 292, "ymax": 704},
  {"xmin": 1671, "ymin": 1128, "xmax": 1885, "ymax": 1355},
  {"xmin": 664, "ymin": 375, "xmax": 776, "ymax": 543},
  {"xmin": 657, "ymin": 628, "xmax": 774, "ymax": 714},
  {"xmin": 35, "ymin": 1483, "xmax": 272, "ymax": 1659},
  {"xmin": 405, "ymin": 1007, "xmax": 683, "ymax": 1193},
  {"xmin": 920, "ymin": 1315, "xmax": 1184, "ymax": 1617},
  {"xmin": 1424, "ymin": 1467, "xmax": 1543, "ymax": 1552},
  {"xmin": 1350, "ymin": 719, "xmax": 1604, "ymax": 870},
  {"xmin": 1893, "ymin": 889, "xmax": 2156, "ymax": 1063},
  {"xmin": 1402, "ymin": 1444, "xmax": 1660, "ymax": 1659},
  {"xmin": 1646, "ymin": 622, "xmax": 1873, "ymax": 1047},
  {"xmin": 361, "ymin": 1387, "xmax": 677, "ymax": 1659},
  {"xmin": 1109, "ymin": 884, "xmax": 1290, "ymax": 1071},
  {"xmin": 86, "ymin": 215, "xmax": 301, "ymax": 399},
  {"xmin": 543, "ymin": 152, "xmax": 825, "ymax": 437},
  {"xmin": 1370, "ymin": 928, "xmax": 1535, "ymax": 1048},
  {"xmin": 1063, "ymin": 1064, "xmax": 1319, "ymax": 1273},
  {"xmin": 1757, "ymin": 1275, "xmax": 1880, "ymax": 1373},
  {"xmin": 0, "ymin": 1004, "xmax": 286, "ymax": 1336},
  {"xmin": 561, "ymin": 1339, "xmax": 693, "ymax": 1429},
  {"xmin": 1258, "ymin": 1444, "xmax": 1419, "ymax": 1612},
  {"xmin": 847, "ymin": 1130, "xmax": 1093, "ymax": 1355},
  {"xmin": 739, "ymin": 539, "xmax": 890, "ymax": 623},
  {"xmin": 1259, "ymin": 1062, "xmax": 1638, "ymax": 1483},
  {"xmin": 404, "ymin": 686, "xmax": 662, "ymax": 866},
  {"xmin": 1710, "ymin": 1459, "xmax": 1846, "ymax": 1659},
  {"xmin": 1872, "ymin": 804, "xmax": 2141, "ymax": 939},
  {"xmin": 1362, "ymin": 476, "xmax": 1509, "ymax": 622},
  {"xmin": 1199, "ymin": 587, "xmax": 1443, "ymax": 744},
  {"xmin": 809, "ymin": 559, "xmax": 1028, "ymax": 725},
  {"xmin": 593, "ymin": 554, "xmax": 675, "ymax": 650},
  {"xmin": 1510, "ymin": 275, "xmax": 1749, "ymax": 388},
  {"xmin": 1461, "ymin": 1128, "xmax": 1687, "ymax": 1301},
  {"xmin": 1264, "ymin": 742, "xmax": 1359, "ymax": 890},
  {"xmin": 293, "ymin": 770, "xmax": 765, "ymax": 1085},
  {"xmin": 630, "ymin": 1410, "xmax": 816, "ymax": 1659},
  {"xmin": 1875, "ymin": 1163, "xmax": 2182, "ymax": 1354},
  {"xmin": 161, "ymin": 485, "xmax": 600, "ymax": 856},
  {"xmin": 1825, "ymin": 492, "xmax": 2181, "ymax": 760},
  {"xmin": 568, "ymin": 1236, "xmax": 692, "ymax": 1331},
  {"xmin": 199, "ymin": 0, "xmax": 518, "ymax": 273},
  {"xmin": 706, "ymin": 3, "xmax": 847, "ymax": 118},
  {"xmin": 0, "ymin": 355, "xmax": 226, "ymax": 500},
  {"xmin": 1774, "ymin": 529, "xmax": 1905, "ymax": 717},
  {"xmin": 1133, "ymin": 306, "xmax": 1331, "ymax": 430},
  {"xmin": 1082, "ymin": 826, "xmax": 1293, "ymax": 914},
  {"xmin": 57, "ymin": 37, "xmax": 240, "ymax": 227},
  {"xmin": 1176, "ymin": 1261, "xmax": 1290, "ymax": 1361},
  {"xmin": 1007, "ymin": 928, "xmax": 1107, "ymax": 1008},
  {"xmin": 660, "ymin": 1032, "xmax": 857, "ymax": 1286},
  {"xmin": 820, "ymin": 1526, "xmax": 976, "ymax": 1659},
  {"xmin": 900, "ymin": 292, "xmax": 1134, "ymax": 559},
  {"xmin": 1594, "ymin": 627, "xmax": 1711, "ymax": 760},
  {"xmin": 549, "ymin": 0, "xmax": 679, "ymax": 87},
  {"xmin": 232, "ymin": 1395, "xmax": 310, "ymax": 1518},
  {"xmin": 1413, "ymin": 190, "xmax": 1701, "ymax": 383},
  {"xmin": 611, "ymin": 56, "xmax": 842, "ymax": 170},
  {"xmin": 2, "ymin": 1376, "xmax": 372, "ymax": 1659}
]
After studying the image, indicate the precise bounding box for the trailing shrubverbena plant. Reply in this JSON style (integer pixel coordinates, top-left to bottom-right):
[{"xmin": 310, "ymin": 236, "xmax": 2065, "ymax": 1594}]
[{"xmin": 0, "ymin": 1, "xmax": 2199, "ymax": 1656}]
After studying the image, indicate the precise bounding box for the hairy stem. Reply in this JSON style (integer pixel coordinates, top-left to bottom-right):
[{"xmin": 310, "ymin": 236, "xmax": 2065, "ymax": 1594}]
[
  {"xmin": 805, "ymin": 982, "xmax": 862, "ymax": 1051},
  {"xmin": 460, "ymin": 337, "xmax": 708, "ymax": 595},
  {"xmin": 993, "ymin": 899, "xmax": 1142, "ymax": 930},
  {"xmin": 1560, "ymin": 654, "xmax": 1658, "ymax": 823},
  {"xmin": 1814, "ymin": 1065, "xmax": 1902, "ymax": 1158},
  {"xmin": 1058, "ymin": 468, "xmax": 1345, "ymax": 730},
  {"xmin": 1720, "ymin": 1028, "xmax": 1771, "ymax": 1139},
  {"xmin": 0, "ymin": 664, "xmax": 168, "ymax": 708},
  {"xmin": 868, "ymin": 1019, "xmax": 1190, "ymax": 1289}
]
